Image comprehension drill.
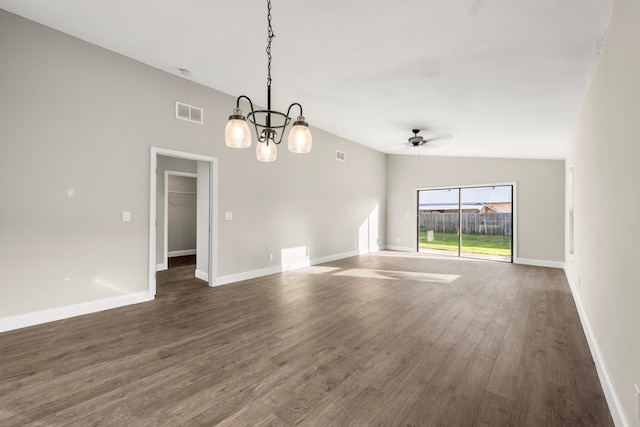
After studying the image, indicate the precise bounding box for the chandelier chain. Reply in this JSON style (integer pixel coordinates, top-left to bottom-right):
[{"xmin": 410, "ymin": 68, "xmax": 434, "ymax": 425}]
[{"xmin": 266, "ymin": 0, "xmax": 274, "ymax": 88}]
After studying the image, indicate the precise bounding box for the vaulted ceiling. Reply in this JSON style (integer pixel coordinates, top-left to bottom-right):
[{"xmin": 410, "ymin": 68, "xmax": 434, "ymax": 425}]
[{"xmin": 0, "ymin": 0, "xmax": 615, "ymax": 159}]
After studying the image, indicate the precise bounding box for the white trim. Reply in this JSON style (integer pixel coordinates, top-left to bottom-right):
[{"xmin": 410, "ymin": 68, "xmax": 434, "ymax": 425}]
[
  {"xmin": 168, "ymin": 249, "xmax": 196, "ymax": 257},
  {"xmin": 215, "ymin": 250, "xmax": 360, "ymax": 287},
  {"xmin": 150, "ymin": 147, "xmax": 218, "ymax": 296},
  {"xmin": 0, "ymin": 292, "xmax": 152, "ymax": 333},
  {"xmin": 149, "ymin": 150, "xmax": 158, "ymax": 297},
  {"xmin": 215, "ymin": 266, "xmax": 282, "ymax": 287},
  {"xmin": 514, "ymin": 257, "xmax": 564, "ymax": 269},
  {"xmin": 310, "ymin": 250, "xmax": 359, "ymax": 265},
  {"xmin": 195, "ymin": 269, "xmax": 209, "ymax": 282},
  {"xmin": 385, "ymin": 245, "xmax": 415, "ymax": 252},
  {"xmin": 563, "ymin": 266, "xmax": 629, "ymax": 427},
  {"xmin": 156, "ymin": 262, "xmax": 167, "ymax": 271},
  {"xmin": 153, "ymin": 147, "xmax": 217, "ymax": 162},
  {"xmin": 512, "ymin": 182, "xmax": 518, "ymax": 261},
  {"xmin": 412, "ymin": 190, "xmax": 418, "ymax": 252},
  {"xmin": 415, "ymin": 181, "xmax": 519, "ymax": 192},
  {"xmin": 206, "ymin": 160, "xmax": 218, "ymax": 288}
]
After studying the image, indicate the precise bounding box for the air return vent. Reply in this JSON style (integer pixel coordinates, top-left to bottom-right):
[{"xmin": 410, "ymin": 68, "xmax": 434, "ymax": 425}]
[
  {"xmin": 175, "ymin": 102, "xmax": 203, "ymax": 124},
  {"xmin": 336, "ymin": 150, "xmax": 346, "ymax": 162}
]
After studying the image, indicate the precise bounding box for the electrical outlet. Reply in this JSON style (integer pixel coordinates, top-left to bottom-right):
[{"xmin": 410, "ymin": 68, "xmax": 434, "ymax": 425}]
[
  {"xmin": 269, "ymin": 253, "xmax": 273, "ymax": 261},
  {"xmin": 122, "ymin": 211, "xmax": 131, "ymax": 222}
]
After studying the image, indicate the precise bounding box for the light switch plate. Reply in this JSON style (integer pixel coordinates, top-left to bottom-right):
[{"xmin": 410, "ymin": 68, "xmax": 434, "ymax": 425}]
[
  {"xmin": 122, "ymin": 211, "xmax": 131, "ymax": 222},
  {"xmin": 224, "ymin": 212, "xmax": 232, "ymax": 221}
]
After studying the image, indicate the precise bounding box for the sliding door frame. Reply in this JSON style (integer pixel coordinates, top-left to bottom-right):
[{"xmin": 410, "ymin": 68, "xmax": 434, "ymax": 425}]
[{"xmin": 414, "ymin": 182, "xmax": 517, "ymax": 262}]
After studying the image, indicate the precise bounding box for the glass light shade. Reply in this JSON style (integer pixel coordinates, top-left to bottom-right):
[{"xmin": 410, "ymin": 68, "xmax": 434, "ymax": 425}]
[
  {"xmin": 225, "ymin": 118, "xmax": 251, "ymax": 148},
  {"xmin": 288, "ymin": 122, "xmax": 312, "ymax": 154},
  {"xmin": 256, "ymin": 139, "xmax": 277, "ymax": 162}
]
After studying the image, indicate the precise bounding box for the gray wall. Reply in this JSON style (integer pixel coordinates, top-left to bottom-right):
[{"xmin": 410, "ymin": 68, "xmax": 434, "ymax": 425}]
[
  {"xmin": 565, "ymin": 0, "xmax": 640, "ymax": 424},
  {"xmin": 0, "ymin": 10, "xmax": 386, "ymax": 318},
  {"xmin": 386, "ymin": 155, "xmax": 565, "ymax": 263}
]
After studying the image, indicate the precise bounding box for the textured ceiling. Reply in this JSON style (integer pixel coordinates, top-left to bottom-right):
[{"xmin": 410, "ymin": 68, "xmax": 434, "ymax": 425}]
[{"xmin": 0, "ymin": 0, "xmax": 615, "ymax": 159}]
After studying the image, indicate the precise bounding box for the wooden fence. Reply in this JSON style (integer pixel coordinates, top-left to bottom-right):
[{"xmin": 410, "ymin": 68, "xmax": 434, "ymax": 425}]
[{"xmin": 419, "ymin": 212, "xmax": 512, "ymax": 236}]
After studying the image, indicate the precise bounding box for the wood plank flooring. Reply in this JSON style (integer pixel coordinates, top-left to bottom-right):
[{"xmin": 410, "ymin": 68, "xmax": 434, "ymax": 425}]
[{"xmin": 0, "ymin": 251, "xmax": 613, "ymax": 425}]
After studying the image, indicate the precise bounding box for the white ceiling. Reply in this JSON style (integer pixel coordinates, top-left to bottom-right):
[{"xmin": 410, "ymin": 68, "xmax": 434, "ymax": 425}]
[{"xmin": 0, "ymin": 0, "xmax": 615, "ymax": 159}]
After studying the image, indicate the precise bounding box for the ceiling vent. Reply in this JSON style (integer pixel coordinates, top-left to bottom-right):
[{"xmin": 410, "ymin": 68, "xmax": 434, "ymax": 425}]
[
  {"xmin": 175, "ymin": 102, "xmax": 203, "ymax": 124},
  {"xmin": 336, "ymin": 150, "xmax": 346, "ymax": 162}
]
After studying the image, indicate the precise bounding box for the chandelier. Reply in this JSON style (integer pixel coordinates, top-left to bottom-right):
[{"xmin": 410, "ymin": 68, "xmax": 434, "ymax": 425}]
[{"xmin": 224, "ymin": 0, "xmax": 312, "ymax": 162}]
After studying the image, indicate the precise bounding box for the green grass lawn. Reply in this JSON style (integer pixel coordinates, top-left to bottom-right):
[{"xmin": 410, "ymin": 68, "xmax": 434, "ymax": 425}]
[{"xmin": 419, "ymin": 232, "xmax": 511, "ymax": 256}]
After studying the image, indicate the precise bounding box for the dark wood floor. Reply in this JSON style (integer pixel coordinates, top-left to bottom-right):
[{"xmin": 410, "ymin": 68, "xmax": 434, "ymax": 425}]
[
  {"xmin": 168, "ymin": 254, "xmax": 196, "ymax": 269},
  {"xmin": 0, "ymin": 252, "xmax": 613, "ymax": 426}
]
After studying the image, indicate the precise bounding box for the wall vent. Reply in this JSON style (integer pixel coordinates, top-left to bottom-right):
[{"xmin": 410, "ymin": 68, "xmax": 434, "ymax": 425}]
[
  {"xmin": 175, "ymin": 102, "xmax": 203, "ymax": 124},
  {"xmin": 336, "ymin": 150, "xmax": 346, "ymax": 162}
]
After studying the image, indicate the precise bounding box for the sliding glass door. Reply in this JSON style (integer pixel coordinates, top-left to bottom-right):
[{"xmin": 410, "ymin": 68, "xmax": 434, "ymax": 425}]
[
  {"xmin": 418, "ymin": 188, "xmax": 460, "ymax": 257},
  {"xmin": 418, "ymin": 185, "xmax": 513, "ymax": 262},
  {"xmin": 459, "ymin": 186, "xmax": 512, "ymax": 261}
]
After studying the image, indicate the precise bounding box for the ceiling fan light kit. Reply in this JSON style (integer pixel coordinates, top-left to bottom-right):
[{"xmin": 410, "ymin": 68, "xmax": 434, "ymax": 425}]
[
  {"xmin": 406, "ymin": 128, "xmax": 452, "ymax": 149},
  {"xmin": 224, "ymin": 0, "xmax": 312, "ymax": 162},
  {"xmin": 408, "ymin": 129, "xmax": 429, "ymax": 146}
]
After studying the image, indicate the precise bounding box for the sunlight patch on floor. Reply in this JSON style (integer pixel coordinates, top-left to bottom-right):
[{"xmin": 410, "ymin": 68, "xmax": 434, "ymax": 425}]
[
  {"xmin": 333, "ymin": 268, "xmax": 459, "ymax": 283},
  {"xmin": 294, "ymin": 266, "xmax": 342, "ymax": 275}
]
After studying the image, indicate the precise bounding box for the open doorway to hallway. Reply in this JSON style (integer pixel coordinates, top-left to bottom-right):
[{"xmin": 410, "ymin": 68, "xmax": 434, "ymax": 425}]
[
  {"xmin": 417, "ymin": 184, "xmax": 514, "ymax": 262},
  {"xmin": 148, "ymin": 147, "xmax": 217, "ymax": 297}
]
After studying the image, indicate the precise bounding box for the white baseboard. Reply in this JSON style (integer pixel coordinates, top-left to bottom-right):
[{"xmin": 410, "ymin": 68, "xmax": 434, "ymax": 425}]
[
  {"xmin": 214, "ymin": 250, "xmax": 361, "ymax": 287},
  {"xmin": 156, "ymin": 262, "xmax": 167, "ymax": 271},
  {"xmin": 563, "ymin": 266, "xmax": 628, "ymax": 427},
  {"xmin": 0, "ymin": 291, "xmax": 153, "ymax": 333},
  {"xmin": 168, "ymin": 249, "xmax": 196, "ymax": 257},
  {"xmin": 370, "ymin": 249, "xmax": 563, "ymax": 270},
  {"xmin": 514, "ymin": 257, "xmax": 564, "ymax": 269},
  {"xmin": 382, "ymin": 245, "xmax": 415, "ymax": 252},
  {"xmin": 215, "ymin": 265, "xmax": 282, "ymax": 287},
  {"xmin": 195, "ymin": 269, "xmax": 208, "ymax": 282},
  {"xmin": 310, "ymin": 250, "xmax": 359, "ymax": 265},
  {"xmin": 359, "ymin": 245, "xmax": 380, "ymax": 255}
]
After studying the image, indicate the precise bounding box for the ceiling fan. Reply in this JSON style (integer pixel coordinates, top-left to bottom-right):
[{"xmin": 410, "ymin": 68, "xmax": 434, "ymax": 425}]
[{"xmin": 407, "ymin": 129, "xmax": 449, "ymax": 147}]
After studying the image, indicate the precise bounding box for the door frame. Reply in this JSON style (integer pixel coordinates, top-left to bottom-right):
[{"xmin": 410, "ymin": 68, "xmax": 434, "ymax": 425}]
[
  {"xmin": 149, "ymin": 147, "xmax": 218, "ymax": 297},
  {"xmin": 414, "ymin": 182, "xmax": 517, "ymax": 262}
]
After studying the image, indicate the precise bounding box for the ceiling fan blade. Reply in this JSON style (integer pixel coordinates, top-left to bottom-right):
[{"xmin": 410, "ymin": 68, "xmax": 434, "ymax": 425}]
[
  {"xmin": 419, "ymin": 135, "xmax": 453, "ymax": 148},
  {"xmin": 423, "ymin": 133, "xmax": 453, "ymax": 143}
]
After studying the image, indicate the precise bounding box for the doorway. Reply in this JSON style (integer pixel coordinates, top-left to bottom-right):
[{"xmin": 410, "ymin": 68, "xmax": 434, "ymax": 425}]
[
  {"xmin": 148, "ymin": 147, "xmax": 217, "ymax": 297},
  {"xmin": 165, "ymin": 172, "xmax": 197, "ymax": 269},
  {"xmin": 417, "ymin": 184, "xmax": 514, "ymax": 262}
]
